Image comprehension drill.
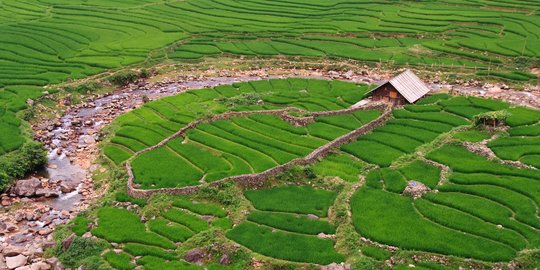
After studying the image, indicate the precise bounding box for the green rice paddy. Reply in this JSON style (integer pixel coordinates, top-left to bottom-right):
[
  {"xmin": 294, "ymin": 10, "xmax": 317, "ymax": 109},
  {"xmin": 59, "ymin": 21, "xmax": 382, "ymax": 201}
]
[
  {"xmin": 90, "ymin": 197, "xmax": 229, "ymax": 270},
  {"xmin": 1, "ymin": 0, "xmax": 540, "ymax": 160},
  {"xmin": 227, "ymin": 186, "xmax": 343, "ymax": 265},
  {"xmin": 347, "ymin": 94, "xmax": 540, "ymax": 262},
  {"xmin": 5, "ymin": 0, "xmax": 538, "ymax": 266},
  {"xmin": 487, "ymin": 109, "xmax": 540, "ymax": 168},
  {"xmin": 70, "ymin": 78, "xmax": 540, "ymax": 269}
]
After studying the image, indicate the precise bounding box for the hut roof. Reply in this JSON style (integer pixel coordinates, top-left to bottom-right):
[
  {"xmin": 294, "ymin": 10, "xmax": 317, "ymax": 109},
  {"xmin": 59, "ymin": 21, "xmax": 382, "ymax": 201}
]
[{"xmin": 368, "ymin": 70, "xmax": 430, "ymax": 103}]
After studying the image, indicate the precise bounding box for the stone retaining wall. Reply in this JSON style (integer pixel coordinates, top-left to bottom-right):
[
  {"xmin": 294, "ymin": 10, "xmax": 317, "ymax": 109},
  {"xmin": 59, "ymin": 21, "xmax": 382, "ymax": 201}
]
[{"xmin": 127, "ymin": 102, "xmax": 391, "ymax": 199}]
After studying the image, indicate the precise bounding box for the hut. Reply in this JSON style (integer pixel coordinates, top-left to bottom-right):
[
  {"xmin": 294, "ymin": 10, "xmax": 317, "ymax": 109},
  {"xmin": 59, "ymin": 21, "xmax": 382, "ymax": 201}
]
[{"xmin": 368, "ymin": 70, "xmax": 430, "ymax": 106}]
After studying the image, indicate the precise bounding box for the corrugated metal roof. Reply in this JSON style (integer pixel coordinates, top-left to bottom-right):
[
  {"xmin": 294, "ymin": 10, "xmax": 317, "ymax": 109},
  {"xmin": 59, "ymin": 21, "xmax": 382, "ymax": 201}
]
[{"xmin": 369, "ymin": 70, "xmax": 430, "ymax": 103}]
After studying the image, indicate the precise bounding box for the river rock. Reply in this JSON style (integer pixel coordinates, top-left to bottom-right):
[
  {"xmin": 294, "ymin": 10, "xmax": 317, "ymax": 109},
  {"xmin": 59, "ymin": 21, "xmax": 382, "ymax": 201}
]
[
  {"xmin": 3, "ymin": 245, "xmax": 25, "ymax": 256},
  {"xmin": 6, "ymin": 254, "xmax": 28, "ymax": 269},
  {"xmin": 184, "ymin": 248, "xmax": 206, "ymax": 264},
  {"xmin": 321, "ymin": 263, "xmax": 351, "ymax": 270},
  {"xmin": 62, "ymin": 233, "xmax": 75, "ymax": 251},
  {"xmin": 1, "ymin": 221, "xmax": 18, "ymax": 234},
  {"xmin": 35, "ymin": 189, "xmax": 60, "ymax": 198},
  {"xmin": 219, "ymin": 254, "xmax": 230, "ymax": 265},
  {"xmin": 11, "ymin": 178, "xmax": 42, "ymax": 197},
  {"xmin": 30, "ymin": 261, "xmax": 51, "ymax": 270},
  {"xmin": 60, "ymin": 183, "xmax": 76, "ymax": 193}
]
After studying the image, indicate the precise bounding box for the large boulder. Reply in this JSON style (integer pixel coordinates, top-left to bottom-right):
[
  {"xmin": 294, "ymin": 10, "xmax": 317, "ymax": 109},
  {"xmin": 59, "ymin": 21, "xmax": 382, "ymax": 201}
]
[
  {"xmin": 11, "ymin": 178, "xmax": 42, "ymax": 197},
  {"xmin": 6, "ymin": 254, "xmax": 28, "ymax": 269}
]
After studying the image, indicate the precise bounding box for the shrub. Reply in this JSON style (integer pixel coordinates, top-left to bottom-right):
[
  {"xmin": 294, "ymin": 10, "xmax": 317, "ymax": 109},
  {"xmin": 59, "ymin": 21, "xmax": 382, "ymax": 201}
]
[
  {"xmin": 65, "ymin": 81, "xmax": 103, "ymax": 94},
  {"xmin": 57, "ymin": 236, "xmax": 108, "ymax": 268},
  {"xmin": 107, "ymin": 71, "xmax": 140, "ymax": 86},
  {"xmin": 0, "ymin": 141, "xmax": 47, "ymax": 191}
]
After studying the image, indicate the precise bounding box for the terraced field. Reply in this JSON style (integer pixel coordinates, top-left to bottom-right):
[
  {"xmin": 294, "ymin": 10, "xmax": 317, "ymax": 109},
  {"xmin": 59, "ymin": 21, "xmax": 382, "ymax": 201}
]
[
  {"xmin": 104, "ymin": 78, "xmax": 537, "ymax": 259},
  {"xmin": 131, "ymin": 110, "xmax": 380, "ymax": 189},
  {"xmin": 347, "ymin": 97, "xmax": 540, "ymax": 262},
  {"xmin": 89, "ymin": 198, "xmax": 230, "ymax": 270},
  {"xmin": 58, "ymin": 77, "xmax": 540, "ymax": 269},
  {"xmin": 227, "ymin": 186, "xmax": 344, "ymax": 265},
  {"xmin": 342, "ymin": 94, "xmax": 510, "ymax": 166},
  {"xmin": 103, "ymin": 78, "xmax": 384, "ymax": 189},
  {"xmin": 1, "ymin": 0, "xmax": 540, "ymax": 161},
  {"xmin": 487, "ymin": 107, "xmax": 540, "ymax": 168}
]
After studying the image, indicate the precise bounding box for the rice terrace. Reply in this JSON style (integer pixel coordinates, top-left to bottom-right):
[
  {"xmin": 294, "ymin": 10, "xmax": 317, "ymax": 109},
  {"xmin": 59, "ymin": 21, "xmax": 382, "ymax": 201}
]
[{"xmin": 0, "ymin": 1, "xmax": 539, "ymax": 270}]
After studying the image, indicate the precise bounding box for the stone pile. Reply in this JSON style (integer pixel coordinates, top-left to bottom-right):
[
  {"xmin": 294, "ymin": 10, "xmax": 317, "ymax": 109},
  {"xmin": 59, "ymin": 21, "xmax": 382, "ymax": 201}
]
[
  {"xmin": 402, "ymin": 181, "xmax": 431, "ymax": 199},
  {"xmin": 0, "ymin": 204, "xmax": 73, "ymax": 269}
]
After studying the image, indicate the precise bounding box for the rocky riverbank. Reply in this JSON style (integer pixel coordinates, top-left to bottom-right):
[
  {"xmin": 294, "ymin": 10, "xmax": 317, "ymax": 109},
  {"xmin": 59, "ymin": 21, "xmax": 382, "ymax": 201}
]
[{"xmin": 0, "ymin": 67, "xmax": 538, "ymax": 269}]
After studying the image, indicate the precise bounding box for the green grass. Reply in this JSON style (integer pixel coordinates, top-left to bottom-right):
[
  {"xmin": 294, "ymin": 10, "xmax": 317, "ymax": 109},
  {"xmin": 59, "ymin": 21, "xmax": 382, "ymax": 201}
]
[
  {"xmin": 487, "ymin": 124, "xmax": 540, "ymax": 168},
  {"xmin": 123, "ymin": 244, "xmax": 176, "ymax": 260},
  {"xmin": 380, "ymin": 168, "xmax": 408, "ymax": 194},
  {"xmin": 92, "ymin": 207, "xmax": 175, "ymax": 249},
  {"xmin": 454, "ymin": 130, "xmax": 491, "ymax": 142},
  {"xmin": 137, "ymin": 256, "xmax": 201, "ymax": 270},
  {"xmin": 427, "ymin": 145, "xmax": 540, "ymax": 180},
  {"xmin": 147, "ymin": 218, "xmax": 194, "ymax": 242},
  {"xmin": 508, "ymin": 124, "xmax": 540, "ymax": 136},
  {"xmin": 162, "ymin": 208, "xmax": 209, "ymax": 233},
  {"xmin": 104, "ymin": 251, "xmax": 134, "ymax": 270},
  {"xmin": 172, "ymin": 198, "xmax": 226, "ymax": 217},
  {"xmin": 310, "ymin": 153, "xmax": 364, "ymax": 182},
  {"xmin": 505, "ymin": 107, "xmax": 540, "ymax": 127},
  {"xmin": 115, "ymin": 192, "xmax": 147, "ymax": 207},
  {"xmin": 247, "ymin": 211, "xmax": 336, "ymax": 235},
  {"xmin": 414, "ymin": 199, "xmax": 526, "ymax": 250},
  {"xmin": 226, "ymin": 222, "xmax": 344, "ymax": 265},
  {"xmin": 340, "ymin": 97, "xmax": 509, "ymax": 167},
  {"xmin": 351, "ymin": 188, "xmax": 516, "ymax": 261},
  {"xmin": 361, "ymin": 245, "xmax": 392, "ymax": 261},
  {"xmin": 244, "ymin": 186, "xmax": 337, "ymax": 217},
  {"xmin": 71, "ymin": 216, "xmax": 91, "ymax": 236},
  {"xmin": 399, "ymin": 160, "xmax": 440, "ymax": 189}
]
